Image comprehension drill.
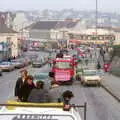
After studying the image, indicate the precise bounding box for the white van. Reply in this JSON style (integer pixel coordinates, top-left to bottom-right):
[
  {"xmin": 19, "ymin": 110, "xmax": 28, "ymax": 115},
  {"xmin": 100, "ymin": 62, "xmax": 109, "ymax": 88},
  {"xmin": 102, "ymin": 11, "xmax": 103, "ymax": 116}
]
[{"xmin": 0, "ymin": 101, "xmax": 85, "ymax": 120}]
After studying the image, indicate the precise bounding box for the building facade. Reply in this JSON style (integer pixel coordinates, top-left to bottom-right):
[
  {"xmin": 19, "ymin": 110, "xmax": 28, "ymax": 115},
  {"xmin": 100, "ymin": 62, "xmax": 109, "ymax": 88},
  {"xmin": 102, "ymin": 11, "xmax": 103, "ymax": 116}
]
[
  {"xmin": 68, "ymin": 28, "xmax": 115, "ymax": 45},
  {"xmin": 0, "ymin": 33, "xmax": 20, "ymax": 60},
  {"xmin": 0, "ymin": 24, "xmax": 19, "ymax": 61}
]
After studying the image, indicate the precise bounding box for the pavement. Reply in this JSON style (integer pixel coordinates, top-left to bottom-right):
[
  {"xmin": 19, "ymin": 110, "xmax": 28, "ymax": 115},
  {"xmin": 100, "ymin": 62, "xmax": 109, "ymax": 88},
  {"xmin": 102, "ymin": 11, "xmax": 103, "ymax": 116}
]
[
  {"xmin": 97, "ymin": 51, "xmax": 120, "ymax": 102},
  {"xmin": 101, "ymin": 73, "xmax": 120, "ymax": 102},
  {"xmin": 60, "ymin": 81, "xmax": 120, "ymax": 120},
  {"xmin": 71, "ymin": 49, "xmax": 120, "ymax": 103}
]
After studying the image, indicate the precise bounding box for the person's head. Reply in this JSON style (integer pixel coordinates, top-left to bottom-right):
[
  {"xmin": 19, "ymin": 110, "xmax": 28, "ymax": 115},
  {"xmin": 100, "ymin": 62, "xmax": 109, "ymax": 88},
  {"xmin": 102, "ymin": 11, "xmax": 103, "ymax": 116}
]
[
  {"xmin": 49, "ymin": 72, "xmax": 55, "ymax": 78},
  {"xmin": 62, "ymin": 90, "xmax": 74, "ymax": 101},
  {"xmin": 20, "ymin": 69, "xmax": 28, "ymax": 78},
  {"xmin": 36, "ymin": 81, "xmax": 44, "ymax": 89},
  {"xmin": 60, "ymin": 50, "xmax": 63, "ymax": 53},
  {"xmin": 51, "ymin": 80, "xmax": 59, "ymax": 88},
  {"xmin": 27, "ymin": 75, "xmax": 33, "ymax": 85}
]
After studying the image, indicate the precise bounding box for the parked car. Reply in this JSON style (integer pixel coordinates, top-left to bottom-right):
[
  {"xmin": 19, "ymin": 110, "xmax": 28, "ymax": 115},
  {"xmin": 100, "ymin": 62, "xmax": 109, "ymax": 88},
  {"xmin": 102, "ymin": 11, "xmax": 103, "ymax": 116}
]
[
  {"xmin": 81, "ymin": 69, "xmax": 101, "ymax": 86},
  {"xmin": 16, "ymin": 59, "xmax": 26, "ymax": 67},
  {"xmin": 32, "ymin": 57, "xmax": 45, "ymax": 67},
  {"xmin": 24, "ymin": 57, "xmax": 32, "ymax": 65},
  {"xmin": 0, "ymin": 62, "xmax": 14, "ymax": 72},
  {"xmin": 11, "ymin": 60, "xmax": 24, "ymax": 69},
  {"xmin": 19, "ymin": 58, "xmax": 30, "ymax": 66}
]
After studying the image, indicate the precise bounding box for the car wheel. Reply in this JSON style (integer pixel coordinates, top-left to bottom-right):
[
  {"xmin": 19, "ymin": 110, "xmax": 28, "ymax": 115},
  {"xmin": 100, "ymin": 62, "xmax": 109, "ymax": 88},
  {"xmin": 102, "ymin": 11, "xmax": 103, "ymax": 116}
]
[
  {"xmin": 81, "ymin": 80, "xmax": 83, "ymax": 84},
  {"xmin": 39, "ymin": 65, "xmax": 42, "ymax": 67},
  {"xmin": 97, "ymin": 83, "xmax": 101, "ymax": 87},
  {"xmin": 0, "ymin": 73, "xmax": 2, "ymax": 76},
  {"xmin": 9, "ymin": 69, "xmax": 12, "ymax": 72}
]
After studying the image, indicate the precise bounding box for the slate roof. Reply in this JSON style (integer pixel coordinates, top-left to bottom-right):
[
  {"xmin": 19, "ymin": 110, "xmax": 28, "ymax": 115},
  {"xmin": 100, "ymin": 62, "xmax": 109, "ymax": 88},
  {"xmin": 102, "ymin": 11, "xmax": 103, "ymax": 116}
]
[
  {"xmin": 29, "ymin": 21, "xmax": 59, "ymax": 30},
  {"xmin": 55, "ymin": 21, "xmax": 78, "ymax": 29},
  {"xmin": 0, "ymin": 24, "xmax": 17, "ymax": 33},
  {"xmin": 97, "ymin": 26, "xmax": 120, "ymax": 32},
  {"xmin": 26, "ymin": 20, "xmax": 78, "ymax": 30}
]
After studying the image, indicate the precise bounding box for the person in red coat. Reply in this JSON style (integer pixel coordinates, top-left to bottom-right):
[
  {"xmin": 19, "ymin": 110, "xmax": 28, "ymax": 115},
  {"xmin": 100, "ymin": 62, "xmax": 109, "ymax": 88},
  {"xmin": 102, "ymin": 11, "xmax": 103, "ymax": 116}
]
[{"xmin": 104, "ymin": 63, "xmax": 110, "ymax": 72}]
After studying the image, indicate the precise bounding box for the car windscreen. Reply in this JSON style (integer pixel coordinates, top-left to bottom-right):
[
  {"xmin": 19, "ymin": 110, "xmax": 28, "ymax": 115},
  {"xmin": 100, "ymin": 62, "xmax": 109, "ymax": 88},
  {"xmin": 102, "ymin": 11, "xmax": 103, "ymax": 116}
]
[
  {"xmin": 0, "ymin": 62, "xmax": 11, "ymax": 65},
  {"xmin": 34, "ymin": 59, "xmax": 42, "ymax": 62},
  {"xmin": 55, "ymin": 62, "xmax": 71, "ymax": 69},
  {"xmin": 83, "ymin": 71, "xmax": 97, "ymax": 76},
  {"xmin": 11, "ymin": 60, "xmax": 20, "ymax": 63}
]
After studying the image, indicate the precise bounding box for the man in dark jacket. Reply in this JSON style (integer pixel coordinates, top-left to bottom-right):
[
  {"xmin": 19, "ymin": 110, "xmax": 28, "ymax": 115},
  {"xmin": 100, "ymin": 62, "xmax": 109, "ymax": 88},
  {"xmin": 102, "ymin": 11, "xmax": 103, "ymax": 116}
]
[
  {"xmin": 62, "ymin": 90, "xmax": 74, "ymax": 104},
  {"xmin": 14, "ymin": 69, "xmax": 28, "ymax": 101},
  {"xmin": 19, "ymin": 75, "xmax": 35, "ymax": 102},
  {"xmin": 49, "ymin": 81, "xmax": 61, "ymax": 102},
  {"xmin": 56, "ymin": 50, "xmax": 63, "ymax": 58},
  {"xmin": 27, "ymin": 81, "xmax": 50, "ymax": 103}
]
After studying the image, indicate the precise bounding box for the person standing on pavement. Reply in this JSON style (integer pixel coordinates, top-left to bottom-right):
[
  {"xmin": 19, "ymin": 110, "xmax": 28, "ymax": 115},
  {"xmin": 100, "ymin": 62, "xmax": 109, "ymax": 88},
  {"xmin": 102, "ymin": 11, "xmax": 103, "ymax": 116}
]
[
  {"xmin": 97, "ymin": 61, "xmax": 101, "ymax": 70},
  {"xmin": 19, "ymin": 75, "xmax": 35, "ymax": 102},
  {"xmin": 85, "ymin": 54, "xmax": 89, "ymax": 66},
  {"xmin": 48, "ymin": 52, "xmax": 52, "ymax": 67},
  {"xmin": 14, "ymin": 69, "xmax": 28, "ymax": 101}
]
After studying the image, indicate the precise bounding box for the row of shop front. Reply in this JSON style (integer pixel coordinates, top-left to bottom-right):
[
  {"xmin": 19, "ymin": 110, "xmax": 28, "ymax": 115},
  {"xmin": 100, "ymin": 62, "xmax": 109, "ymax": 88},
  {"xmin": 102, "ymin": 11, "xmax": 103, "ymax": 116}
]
[{"xmin": 69, "ymin": 39, "xmax": 113, "ymax": 45}]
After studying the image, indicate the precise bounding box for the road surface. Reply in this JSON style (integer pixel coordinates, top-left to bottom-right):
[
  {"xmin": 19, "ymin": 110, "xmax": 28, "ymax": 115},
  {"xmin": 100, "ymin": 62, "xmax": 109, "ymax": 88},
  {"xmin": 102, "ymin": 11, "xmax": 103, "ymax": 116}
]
[{"xmin": 0, "ymin": 51, "xmax": 120, "ymax": 120}]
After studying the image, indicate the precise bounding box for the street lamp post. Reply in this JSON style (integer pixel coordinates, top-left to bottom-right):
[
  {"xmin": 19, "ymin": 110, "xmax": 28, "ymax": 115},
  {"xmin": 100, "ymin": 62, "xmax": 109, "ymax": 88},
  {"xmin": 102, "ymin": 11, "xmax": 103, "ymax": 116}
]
[{"xmin": 96, "ymin": 0, "xmax": 98, "ymax": 45}]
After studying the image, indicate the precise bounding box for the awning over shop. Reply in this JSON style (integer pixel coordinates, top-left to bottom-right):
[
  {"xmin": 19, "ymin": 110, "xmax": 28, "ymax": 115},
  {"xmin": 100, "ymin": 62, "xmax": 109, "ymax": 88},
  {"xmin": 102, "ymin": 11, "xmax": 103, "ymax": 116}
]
[
  {"xmin": 69, "ymin": 39, "xmax": 109, "ymax": 44},
  {"xmin": 69, "ymin": 39, "xmax": 82, "ymax": 43}
]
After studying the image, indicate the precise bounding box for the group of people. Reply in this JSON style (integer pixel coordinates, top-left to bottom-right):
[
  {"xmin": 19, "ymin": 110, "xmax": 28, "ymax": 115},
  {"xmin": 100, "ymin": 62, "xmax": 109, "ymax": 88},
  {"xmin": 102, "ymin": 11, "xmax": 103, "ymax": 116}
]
[{"xmin": 15, "ymin": 69, "xmax": 74, "ymax": 104}]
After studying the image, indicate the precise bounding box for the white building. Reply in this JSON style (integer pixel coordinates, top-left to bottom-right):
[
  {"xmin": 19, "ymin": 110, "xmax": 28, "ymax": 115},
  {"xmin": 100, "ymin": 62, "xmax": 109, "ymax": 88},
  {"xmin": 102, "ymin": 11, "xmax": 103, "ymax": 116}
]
[
  {"xmin": 113, "ymin": 28, "xmax": 120, "ymax": 45},
  {"xmin": 0, "ymin": 26, "xmax": 20, "ymax": 60},
  {"xmin": 12, "ymin": 12, "xmax": 31, "ymax": 31}
]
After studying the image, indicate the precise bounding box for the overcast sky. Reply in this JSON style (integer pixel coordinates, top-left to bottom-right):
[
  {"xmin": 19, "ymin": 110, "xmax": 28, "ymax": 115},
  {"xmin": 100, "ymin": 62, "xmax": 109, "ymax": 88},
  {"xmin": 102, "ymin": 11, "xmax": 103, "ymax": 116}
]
[{"xmin": 0, "ymin": 0, "xmax": 119, "ymax": 13}]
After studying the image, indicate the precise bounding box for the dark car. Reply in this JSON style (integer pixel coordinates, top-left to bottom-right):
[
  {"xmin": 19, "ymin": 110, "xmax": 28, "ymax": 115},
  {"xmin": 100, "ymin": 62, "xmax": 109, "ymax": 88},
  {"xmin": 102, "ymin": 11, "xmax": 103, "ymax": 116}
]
[
  {"xmin": 32, "ymin": 57, "xmax": 45, "ymax": 68},
  {"xmin": 27, "ymin": 54, "xmax": 38, "ymax": 62}
]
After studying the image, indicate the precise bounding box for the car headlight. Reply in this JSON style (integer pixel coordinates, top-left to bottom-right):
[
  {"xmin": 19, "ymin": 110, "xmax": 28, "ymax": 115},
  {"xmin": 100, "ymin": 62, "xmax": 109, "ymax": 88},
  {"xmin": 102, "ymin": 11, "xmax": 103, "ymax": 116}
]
[
  {"xmin": 98, "ymin": 79, "xmax": 101, "ymax": 81},
  {"xmin": 84, "ymin": 79, "xmax": 88, "ymax": 82}
]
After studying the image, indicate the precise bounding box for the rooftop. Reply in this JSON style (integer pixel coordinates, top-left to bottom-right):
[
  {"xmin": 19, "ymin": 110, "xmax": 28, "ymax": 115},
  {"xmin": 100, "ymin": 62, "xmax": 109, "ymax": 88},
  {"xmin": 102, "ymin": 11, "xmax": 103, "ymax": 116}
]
[
  {"xmin": 26, "ymin": 20, "xmax": 78, "ymax": 30},
  {"xmin": 0, "ymin": 24, "xmax": 17, "ymax": 33},
  {"xmin": 55, "ymin": 21, "xmax": 78, "ymax": 29},
  {"xmin": 28, "ymin": 21, "xmax": 59, "ymax": 30}
]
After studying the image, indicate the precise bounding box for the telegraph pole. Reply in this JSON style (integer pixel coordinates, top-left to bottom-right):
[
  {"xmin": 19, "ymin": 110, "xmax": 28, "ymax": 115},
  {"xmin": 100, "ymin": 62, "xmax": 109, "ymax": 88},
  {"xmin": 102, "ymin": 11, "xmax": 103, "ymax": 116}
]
[{"xmin": 96, "ymin": 0, "xmax": 98, "ymax": 44}]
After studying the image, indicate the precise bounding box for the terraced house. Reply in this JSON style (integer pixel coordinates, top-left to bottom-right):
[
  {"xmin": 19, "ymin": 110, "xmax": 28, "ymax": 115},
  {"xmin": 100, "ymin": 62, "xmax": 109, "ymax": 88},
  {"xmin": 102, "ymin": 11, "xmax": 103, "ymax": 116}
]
[{"xmin": 0, "ymin": 21, "xmax": 20, "ymax": 61}]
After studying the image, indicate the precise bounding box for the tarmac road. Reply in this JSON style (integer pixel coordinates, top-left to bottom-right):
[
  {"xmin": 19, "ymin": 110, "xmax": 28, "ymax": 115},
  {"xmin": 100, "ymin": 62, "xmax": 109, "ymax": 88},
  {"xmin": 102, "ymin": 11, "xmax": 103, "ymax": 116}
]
[
  {"xmin": 60, "ymin": 82, "xmax": 120, "ymax": 120},
  {"xmin": 0, "ymin": 51, "xmax": 120, "ymax": 120}
]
